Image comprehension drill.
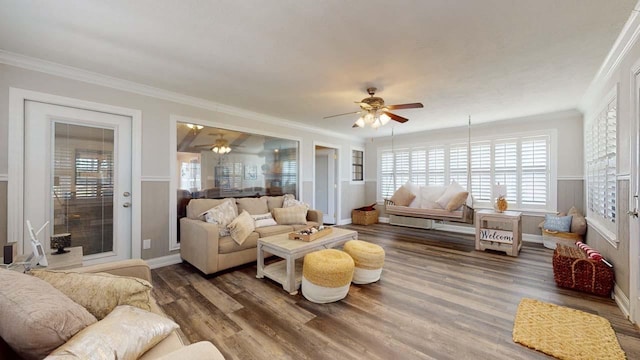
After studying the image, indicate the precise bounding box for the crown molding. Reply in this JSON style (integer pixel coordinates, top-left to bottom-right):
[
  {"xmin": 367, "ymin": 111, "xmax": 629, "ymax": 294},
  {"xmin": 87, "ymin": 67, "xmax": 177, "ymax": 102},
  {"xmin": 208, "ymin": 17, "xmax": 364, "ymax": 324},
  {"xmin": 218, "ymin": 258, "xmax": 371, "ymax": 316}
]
[
  {"xmin": 580, "ymin": 4, "xmax": 640, "ymax": 110},
  {"xmin": 0, "ymin": 50, "xmax": 362, "ymax": 142}
]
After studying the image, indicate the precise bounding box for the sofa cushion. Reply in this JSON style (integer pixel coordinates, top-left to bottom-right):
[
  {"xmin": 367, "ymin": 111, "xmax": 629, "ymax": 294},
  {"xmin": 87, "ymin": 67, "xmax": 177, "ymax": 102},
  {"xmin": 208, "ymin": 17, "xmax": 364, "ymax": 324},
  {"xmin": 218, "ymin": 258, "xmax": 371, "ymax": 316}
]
[
  {"xmin": 390, "ymin": 185, "xmax": 416, "ymax": 207},
  {"xmin": 227, "ymin": 210, "xmax": 256, "ymax": 245},
  {"xmin": 218, "ymin": 232, "xmax": 260, "ymax": 254},
  {"xmin": 187, "ymin": 198, "xmax": 236, "ymax": 220},
  {"xmin": 0, "ymin": 268, "xmax": 97, "ymax": 360},
  {"xmin": 236, "ymin": 197, "xmax": 269, "ymax": 215},
  {"xmin": 283, "ymin": 194, "xmax": 308, "ymax": 209},
  {"xmin": 435, "ymin": 181, "xmax": 466, "ymax": 209},
  {"xmin": 30, "ymin": 270, "xmax": 152, "ymax": 320},
  {"xmin": 46, "ymin": 305, "xmax": 178, "ymax": 360},
  {"xmin": 253, "ymin": 225, "xmax": 294, "ymax": 238},
  {"xmin": 273, "ymin": 205, "xmax": 309, "ymax": 225},
  {"xmin": 252, "ymin": 212, "xmax": 278, "ymax": 228},
  {"xmin": 420, "ymin": 185, "xmax": 447, "ymax": 209},
  {"xmin": 263, "ymin": 195, "xmax": 284, "ymax": 211},
  {"xmin": 202, "ymin": 198, "xmax": 237, "ymax": 237},
  {"xmin": 445, "ymin": 191, "xmax": 469, "ymax": 211}
]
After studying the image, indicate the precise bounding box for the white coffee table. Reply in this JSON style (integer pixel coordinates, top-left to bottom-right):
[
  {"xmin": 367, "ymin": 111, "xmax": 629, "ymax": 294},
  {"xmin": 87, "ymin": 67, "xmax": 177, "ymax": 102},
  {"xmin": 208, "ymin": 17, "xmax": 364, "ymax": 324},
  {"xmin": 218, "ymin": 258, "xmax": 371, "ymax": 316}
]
[{"xmin": 256, "ymin": 227, "xmax": 358, "ymax": 295}]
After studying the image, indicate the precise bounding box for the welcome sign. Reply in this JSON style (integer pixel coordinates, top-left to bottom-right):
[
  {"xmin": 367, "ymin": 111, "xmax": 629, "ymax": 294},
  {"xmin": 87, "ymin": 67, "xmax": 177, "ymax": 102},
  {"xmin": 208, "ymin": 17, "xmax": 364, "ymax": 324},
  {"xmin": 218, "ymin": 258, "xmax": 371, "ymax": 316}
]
[{"xmin": 479, "ymin": 229, "xmax": 513, "ymax": 243}]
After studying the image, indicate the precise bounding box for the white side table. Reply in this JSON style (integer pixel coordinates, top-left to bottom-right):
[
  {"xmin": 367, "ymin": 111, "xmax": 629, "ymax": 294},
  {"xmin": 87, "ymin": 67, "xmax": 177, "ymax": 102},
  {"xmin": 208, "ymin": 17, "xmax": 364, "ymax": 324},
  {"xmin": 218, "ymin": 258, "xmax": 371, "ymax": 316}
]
[
  {"xmin": 475, "ymin": 210, "xmax": 522, "ymax": 256},
  {"xmin": 2, "ymin": 246, "xmax": 83, "ymax": 271}
]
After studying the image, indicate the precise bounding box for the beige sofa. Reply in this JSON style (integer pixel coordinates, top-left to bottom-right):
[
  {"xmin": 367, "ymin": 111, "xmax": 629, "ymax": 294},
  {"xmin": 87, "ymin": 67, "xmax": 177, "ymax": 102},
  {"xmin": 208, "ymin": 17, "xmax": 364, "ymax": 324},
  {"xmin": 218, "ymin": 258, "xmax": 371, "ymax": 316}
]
[
  {"xmin": 180, "ymin": 196, "xmax": 322, "ymax": 275},
  {"xmin": 0, "ymin": 259, "xmax": 225, "ymax": 360}
]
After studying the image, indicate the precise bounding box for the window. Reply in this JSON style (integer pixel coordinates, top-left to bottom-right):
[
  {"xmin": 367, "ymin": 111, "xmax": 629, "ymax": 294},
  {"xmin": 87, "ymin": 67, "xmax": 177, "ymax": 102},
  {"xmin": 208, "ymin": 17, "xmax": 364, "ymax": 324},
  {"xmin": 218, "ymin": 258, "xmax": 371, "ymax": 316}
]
[
  {"xmin": 586, "ymin": 93, "xmax": 617, "ymax": 237},
  {"xmin": 75, "ymin": 150, "xmax": 113, "ymax": 198},
  {"xmin": 378, "ymin": 133, "xmax": 553, "ymax": 210},
  {"xmin": 352, "ymin": 149, "xmax": 364, "ymax": 182}
]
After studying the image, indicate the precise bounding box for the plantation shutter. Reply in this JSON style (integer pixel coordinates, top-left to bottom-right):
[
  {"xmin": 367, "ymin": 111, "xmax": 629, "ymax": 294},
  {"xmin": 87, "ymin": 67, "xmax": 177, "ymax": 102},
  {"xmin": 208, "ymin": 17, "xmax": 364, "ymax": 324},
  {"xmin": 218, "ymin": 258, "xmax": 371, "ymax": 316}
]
[
  {"xmin": 471, "ymin": 142, "xmax": 491, "ymax": 201},
  {"xmin": 449, "ymin": 144, "xmax": 468, "ymax": 189},
  {"xmin": 395, "ymin": 151, "xmax": 410, "ymax": 188},
  {"xmin": 411, "ymin": 149, "xmax": 427, "ymax": 186},
  {"xmin": 380, "ymin": 151, "xmax": 395, "ymax": 198},
  {"xmin": 521, "ymin": 137, "xmax": 548, "ymax": 205},
  {"xmin": 427, "ymin": 146, "xmax": 445, "ymax": 185},
  {"xmin": 493, "ymin": 140, "xmax": 517, "ymax": 202}
]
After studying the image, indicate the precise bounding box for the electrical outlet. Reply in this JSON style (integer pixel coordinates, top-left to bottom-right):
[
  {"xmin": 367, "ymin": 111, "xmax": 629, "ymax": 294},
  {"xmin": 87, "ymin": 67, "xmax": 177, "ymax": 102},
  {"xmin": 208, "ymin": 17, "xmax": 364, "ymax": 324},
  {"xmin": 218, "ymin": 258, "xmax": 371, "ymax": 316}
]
[{"xmin": 143, "ymin": 239, "xmax": 151, "ymax": 249}]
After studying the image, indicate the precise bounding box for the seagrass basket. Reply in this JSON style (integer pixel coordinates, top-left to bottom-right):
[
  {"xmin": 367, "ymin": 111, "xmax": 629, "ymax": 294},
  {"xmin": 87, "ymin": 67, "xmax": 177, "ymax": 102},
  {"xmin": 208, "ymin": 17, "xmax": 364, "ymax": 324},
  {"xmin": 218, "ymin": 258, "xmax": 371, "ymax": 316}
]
[
  {"xmin": 352, "ymin": 209, "xmax": 379, "ymax": 225},
  {"xmin": 552, "ymin": 244, "xmax": 614, "ymax": 297}
]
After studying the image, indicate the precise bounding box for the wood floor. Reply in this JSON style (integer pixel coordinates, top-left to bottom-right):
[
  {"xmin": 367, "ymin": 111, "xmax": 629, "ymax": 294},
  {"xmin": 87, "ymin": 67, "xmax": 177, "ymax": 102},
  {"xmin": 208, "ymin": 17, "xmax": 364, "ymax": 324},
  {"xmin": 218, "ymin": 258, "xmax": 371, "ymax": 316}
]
[{"xmin": 152, "ymin": 224, "xmax": 640, "ymax": 359}]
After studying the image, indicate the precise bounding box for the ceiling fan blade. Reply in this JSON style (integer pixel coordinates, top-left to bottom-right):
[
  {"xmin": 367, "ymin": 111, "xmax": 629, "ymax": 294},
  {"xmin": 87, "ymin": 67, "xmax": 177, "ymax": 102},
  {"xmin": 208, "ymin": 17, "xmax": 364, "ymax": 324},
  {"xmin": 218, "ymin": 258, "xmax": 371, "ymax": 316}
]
[
  {"xmin": 384, "ymin": 111, "xmax": 409, "ymax": 123},
  {"xmin": 323, "ymin": 111, "xmax": 362, "ymax": 119},
  {"xmin": 386, "ymin": 103, "xmax": 424, "ymax": 110}
]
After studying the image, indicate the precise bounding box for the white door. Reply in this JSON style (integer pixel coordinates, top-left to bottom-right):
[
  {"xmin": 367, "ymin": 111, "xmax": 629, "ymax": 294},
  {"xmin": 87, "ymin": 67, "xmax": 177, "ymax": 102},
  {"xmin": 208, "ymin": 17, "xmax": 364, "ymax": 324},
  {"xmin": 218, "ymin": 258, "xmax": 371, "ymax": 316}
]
[
  {"xmin": 24, "ymin": 101, "xmax": 132, "ymax": 264},
  {"xmin": 315, "ymin": 148, "xmax": 336, "ymax": 224},
  {"xmin": 631, "ymin": 71, "xmax": 640, "ymax": 324}
]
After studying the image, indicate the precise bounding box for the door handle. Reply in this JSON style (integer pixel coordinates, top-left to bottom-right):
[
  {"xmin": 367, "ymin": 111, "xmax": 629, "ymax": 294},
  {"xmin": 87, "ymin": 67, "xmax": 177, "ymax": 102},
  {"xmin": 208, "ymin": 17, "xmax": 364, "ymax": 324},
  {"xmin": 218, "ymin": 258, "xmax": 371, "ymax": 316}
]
[{"xmin": 123, "ymin": 202, "xmax": 131, "ymax": 208}]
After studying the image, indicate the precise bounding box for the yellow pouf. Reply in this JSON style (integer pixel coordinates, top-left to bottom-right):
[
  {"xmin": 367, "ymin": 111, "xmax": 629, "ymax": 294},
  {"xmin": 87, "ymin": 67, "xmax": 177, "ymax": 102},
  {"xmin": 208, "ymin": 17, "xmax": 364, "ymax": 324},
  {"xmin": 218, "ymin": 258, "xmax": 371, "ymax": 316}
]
[
  {"xmin": 343, "ymin": 240, "xmax": 385, "ymax": 284},
  {"xmin": 302, "ymin": 249, "xmax": 354, "ymax": 303}
]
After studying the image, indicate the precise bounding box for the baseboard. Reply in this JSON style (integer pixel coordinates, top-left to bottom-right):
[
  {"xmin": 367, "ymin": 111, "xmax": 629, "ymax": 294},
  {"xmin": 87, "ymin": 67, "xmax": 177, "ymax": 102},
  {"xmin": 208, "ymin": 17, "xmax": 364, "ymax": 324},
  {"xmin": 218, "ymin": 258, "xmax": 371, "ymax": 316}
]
[
  {"xmin": 436, "ymin": 223, "xmax": 475, "ymax": 234},
  {"xmin": 145, "ymin": 253, "xmax": 182, "ymax": 269},
  {"xmin": 378, "ymin": 217, "xmax": 390, "ymax": 224},
  {"xmin": 337, "ymin": 219, "xmax": 352, "ymax": 226},
  {"xmin": 614, "ymin": 284, "xmax": 631, "ymax": 319}
]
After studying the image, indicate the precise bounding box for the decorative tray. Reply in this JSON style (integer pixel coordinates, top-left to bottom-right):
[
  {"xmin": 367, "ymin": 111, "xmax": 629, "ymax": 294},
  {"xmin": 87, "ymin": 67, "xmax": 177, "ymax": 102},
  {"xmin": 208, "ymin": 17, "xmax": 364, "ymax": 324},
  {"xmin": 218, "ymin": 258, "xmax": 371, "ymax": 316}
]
[{"xmin": 288, "ymin": 226, "xmax": 332, "ymax": 242}]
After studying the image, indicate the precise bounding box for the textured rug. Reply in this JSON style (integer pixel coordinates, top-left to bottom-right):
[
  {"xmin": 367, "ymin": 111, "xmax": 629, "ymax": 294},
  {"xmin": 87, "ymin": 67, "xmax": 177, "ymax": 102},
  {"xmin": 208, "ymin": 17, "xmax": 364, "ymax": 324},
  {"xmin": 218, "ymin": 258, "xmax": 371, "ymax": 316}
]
[{"xmin": 513, "ymin": 298, "xmax": 625, "ymax": 360}]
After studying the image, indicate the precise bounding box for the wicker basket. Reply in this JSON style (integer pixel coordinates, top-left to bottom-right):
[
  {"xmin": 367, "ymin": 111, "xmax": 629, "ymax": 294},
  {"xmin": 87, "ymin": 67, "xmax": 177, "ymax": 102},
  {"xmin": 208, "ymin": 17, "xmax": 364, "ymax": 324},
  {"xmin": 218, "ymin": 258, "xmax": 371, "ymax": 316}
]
[
  {"xmin": 542, "ymin": 228, "xmax": 582, "ymax": 249},
  {"xmin": 352, "ymin": 209, "xmax": 379, "ymax": 225},
  {"xmin": 552, "ymin": 245, "xmax": 614, "ymax": 297}
]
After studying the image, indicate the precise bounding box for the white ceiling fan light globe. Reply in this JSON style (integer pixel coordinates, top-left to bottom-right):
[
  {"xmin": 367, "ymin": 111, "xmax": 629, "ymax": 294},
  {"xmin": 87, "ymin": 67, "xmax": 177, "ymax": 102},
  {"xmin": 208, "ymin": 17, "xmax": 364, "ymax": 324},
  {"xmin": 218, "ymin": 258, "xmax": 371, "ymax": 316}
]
[
  {"xmin": 371, "ymin": 118, "xmax": 382, "ymax": 129},
  {"xmin": 364, "ymin": 112, "xmax": 374, "ymax": 125},
  {"xmin": 355, "ymin": 117, "xmax": 365, "ymax": 127},
  {"xmin": 380, "ymin": 113, "xmax": 391, "ymax": 125}
]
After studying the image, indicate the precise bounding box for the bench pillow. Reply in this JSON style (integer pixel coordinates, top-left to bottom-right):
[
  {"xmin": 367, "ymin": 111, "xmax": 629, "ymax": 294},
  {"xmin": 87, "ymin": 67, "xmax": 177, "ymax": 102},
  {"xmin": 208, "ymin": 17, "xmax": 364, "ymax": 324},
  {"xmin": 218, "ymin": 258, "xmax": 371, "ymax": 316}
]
[
  {"xmin": 390, "ymin": 185, "xmax": 416, "ymax": 207},
  {"xmin": 544, "ymin": 214, "xmax": 573, "ymax": 232}
]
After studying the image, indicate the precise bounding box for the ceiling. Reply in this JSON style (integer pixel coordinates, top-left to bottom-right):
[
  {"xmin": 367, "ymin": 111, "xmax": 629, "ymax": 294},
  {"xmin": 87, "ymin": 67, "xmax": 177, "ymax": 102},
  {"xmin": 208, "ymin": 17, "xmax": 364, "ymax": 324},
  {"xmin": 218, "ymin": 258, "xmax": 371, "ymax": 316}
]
[{"xmin": 0, "ymin": 0, "xmax": 636, "ymax": 138}]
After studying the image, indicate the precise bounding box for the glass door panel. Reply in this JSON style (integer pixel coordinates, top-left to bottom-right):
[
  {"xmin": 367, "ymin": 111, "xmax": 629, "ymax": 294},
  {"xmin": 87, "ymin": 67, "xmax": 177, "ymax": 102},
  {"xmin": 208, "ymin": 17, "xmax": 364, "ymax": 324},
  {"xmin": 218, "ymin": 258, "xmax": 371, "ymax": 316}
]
[{"xmin": 52, "ymin": 123, "xmax": 114, "ymax": 256}]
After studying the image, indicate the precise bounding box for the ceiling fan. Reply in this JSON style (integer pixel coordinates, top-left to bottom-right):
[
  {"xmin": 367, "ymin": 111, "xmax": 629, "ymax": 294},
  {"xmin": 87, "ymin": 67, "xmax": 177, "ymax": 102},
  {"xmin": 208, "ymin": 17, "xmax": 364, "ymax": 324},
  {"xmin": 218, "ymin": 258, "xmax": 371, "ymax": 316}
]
[
  {"xmin": 324, "ymin": 87, "xmax": 424, "ymax": 128},
  {"xmin": 196, "ymin": 134, "xmax": 233, "ymax": 154}
]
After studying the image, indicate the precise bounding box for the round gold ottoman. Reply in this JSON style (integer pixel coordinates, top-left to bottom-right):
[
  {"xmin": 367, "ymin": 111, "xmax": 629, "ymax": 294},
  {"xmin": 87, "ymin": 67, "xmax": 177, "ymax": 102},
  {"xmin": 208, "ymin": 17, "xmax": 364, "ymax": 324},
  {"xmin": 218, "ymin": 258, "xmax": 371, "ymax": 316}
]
[
  {"xmin": 302, "ymin": 249, "xmax": 354, "ymax": 303},
  {"xmin": 343, "ymin": 240, "xmax": 385, "ymax": 284}
]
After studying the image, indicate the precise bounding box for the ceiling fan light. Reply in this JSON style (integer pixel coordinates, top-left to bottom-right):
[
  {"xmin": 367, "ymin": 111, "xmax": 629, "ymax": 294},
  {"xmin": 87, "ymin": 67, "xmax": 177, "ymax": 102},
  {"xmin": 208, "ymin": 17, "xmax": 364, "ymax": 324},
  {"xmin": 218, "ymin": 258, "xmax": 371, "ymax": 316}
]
[
  {"xmin": 380, "ymin": 113, "xmax": 391, "ymax": 125},
  {"xmin": 355, "ymin": 117, "xmax": 365, "ymax": 127},
  {"xmin": 364, "ymin": 112, "xmax": 374, "ymax": 125},
  {"xmin": 371, "ymin": 118, "xmax": 382, "ymax": 129}
]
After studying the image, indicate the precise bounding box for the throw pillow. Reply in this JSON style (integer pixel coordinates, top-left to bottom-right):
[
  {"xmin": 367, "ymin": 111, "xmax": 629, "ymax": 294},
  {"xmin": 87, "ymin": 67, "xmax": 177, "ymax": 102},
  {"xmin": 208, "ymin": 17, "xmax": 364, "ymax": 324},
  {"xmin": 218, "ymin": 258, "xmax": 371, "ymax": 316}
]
[
  {"xmin": 236, "ymin": 197, "xmax": 269, "ymax": 215},
  {"xmin": 201, "ymin": 198, "xmax": 237, "ymax": 237},
  {"xmin": 273, "ymin": 205, "xmax": 308, "ymax": 225},
  {"xmin": 389, "ymin": 185, "xmax": 416, "ymax": 207},
  {"xmin": 227, "ymin": 210, "xmax": 256, "ymax": 246},
  {"xmin": 435, "ymin": 181, "xmax": 466, "ymax": 209},
  {"xmin": 445, "ymin": 191, "xmax": 469, "ymax": 211},
  {"xmin": 567, "ymin": 206, "xmax": 587, "ymax": 235},
  {"xmin": 46, "ymin": 305, "xmax": 178, "ymax": 360},
  {"xmin": 419, "ymin": 185, "xmax": 447, "ymax": 209},
  {"xmin": 0, "ymin": 269, "xmax": 97, "ymax": 360},
  {"xmin": 544, "ymin": 214, "xmax": 573, "ymax": 232},
  {"xmin": 283, "ymin": 194, "xmax": 309, "ymax": 209},
  {"xmin": 30, "ymin": 270, "xmax": 152, "ymax": 320},
  {"xmin": 252, "ymin": 212, "xmax": 278, "ymax": 228},
  {"xmin": 262, "ymin": 195, "xmax": 284, "ymax": 211},
  {"xmin": 403, "ymin": 180, "xmax": 421, "ymax": 208}
]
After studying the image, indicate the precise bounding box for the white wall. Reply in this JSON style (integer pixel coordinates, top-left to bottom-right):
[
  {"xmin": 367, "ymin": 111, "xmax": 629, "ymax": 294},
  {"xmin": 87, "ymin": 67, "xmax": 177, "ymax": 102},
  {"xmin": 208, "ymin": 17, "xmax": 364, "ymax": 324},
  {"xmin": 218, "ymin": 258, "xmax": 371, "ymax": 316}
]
[{"xmin": 0, "ymin": 63, "xmax": 366, "ymax": 257}]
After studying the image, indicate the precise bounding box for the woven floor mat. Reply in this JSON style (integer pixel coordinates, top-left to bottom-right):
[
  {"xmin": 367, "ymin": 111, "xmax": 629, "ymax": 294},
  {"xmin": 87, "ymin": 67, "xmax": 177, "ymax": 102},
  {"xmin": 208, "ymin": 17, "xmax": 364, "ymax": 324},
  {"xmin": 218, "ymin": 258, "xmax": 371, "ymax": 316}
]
[{"xmin": 513, "ymin": 298, "xmax": 625, "ymax": 360}]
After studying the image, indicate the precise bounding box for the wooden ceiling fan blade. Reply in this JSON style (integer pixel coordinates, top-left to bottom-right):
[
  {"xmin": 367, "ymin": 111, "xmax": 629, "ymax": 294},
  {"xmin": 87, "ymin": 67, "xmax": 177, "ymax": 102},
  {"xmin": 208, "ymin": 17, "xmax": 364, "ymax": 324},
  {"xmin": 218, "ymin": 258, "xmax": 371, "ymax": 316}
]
[
  {"xmin": 384, "ymin": 111, "xmax": 409, "ymax": 123},
  {"xmin": 386, "ymin": 103, "xmax": 424, "ymax": 110},
  {"xmin": 323, "ymin": 110, "xmax": 361, "ymax": 119}
]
